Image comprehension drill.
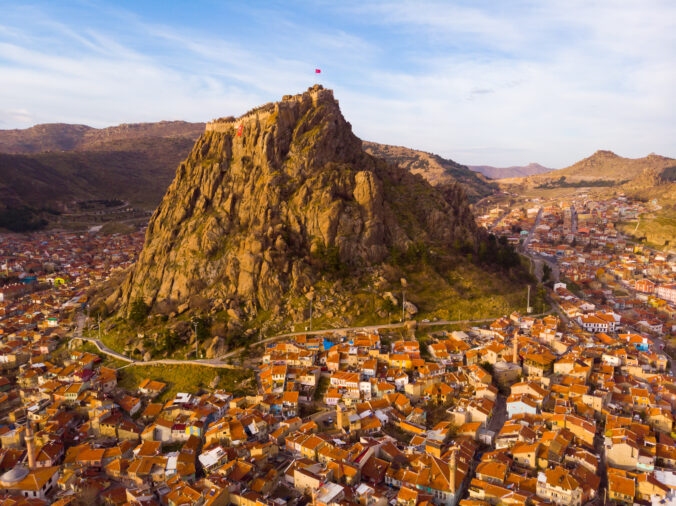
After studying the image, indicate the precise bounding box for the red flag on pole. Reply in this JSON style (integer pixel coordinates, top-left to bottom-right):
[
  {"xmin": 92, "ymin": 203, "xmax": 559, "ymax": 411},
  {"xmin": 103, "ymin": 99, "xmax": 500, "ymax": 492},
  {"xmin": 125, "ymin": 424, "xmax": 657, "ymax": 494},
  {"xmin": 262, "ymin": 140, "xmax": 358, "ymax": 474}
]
[
  {"xmin": 237, "ymin": 124, "xmax": 243, "ymax": 137},
  {"xmin": 315, "ymin": 68, "xmax": 321, "ymax": 74}
]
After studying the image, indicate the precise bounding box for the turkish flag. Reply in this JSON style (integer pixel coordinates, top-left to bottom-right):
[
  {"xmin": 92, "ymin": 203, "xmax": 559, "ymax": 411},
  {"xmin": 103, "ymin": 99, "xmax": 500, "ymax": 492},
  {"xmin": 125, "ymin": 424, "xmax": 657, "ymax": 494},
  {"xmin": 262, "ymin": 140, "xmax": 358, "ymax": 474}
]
[
  {"xmin": 237, "ymin": 124, "xmax": 243, "ymax": 137},
  {"xmin": 315, "ymin": 68, "xmax": 321, "ymax": 74}
]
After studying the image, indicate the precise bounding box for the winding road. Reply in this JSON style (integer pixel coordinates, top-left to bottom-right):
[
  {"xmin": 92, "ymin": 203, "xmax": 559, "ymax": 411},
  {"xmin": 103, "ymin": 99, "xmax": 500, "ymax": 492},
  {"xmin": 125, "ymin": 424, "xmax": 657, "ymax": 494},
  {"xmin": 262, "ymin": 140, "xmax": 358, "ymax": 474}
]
[{"xmin": 72, "ymin": 310, "xmax": 554, "ymax": 369}]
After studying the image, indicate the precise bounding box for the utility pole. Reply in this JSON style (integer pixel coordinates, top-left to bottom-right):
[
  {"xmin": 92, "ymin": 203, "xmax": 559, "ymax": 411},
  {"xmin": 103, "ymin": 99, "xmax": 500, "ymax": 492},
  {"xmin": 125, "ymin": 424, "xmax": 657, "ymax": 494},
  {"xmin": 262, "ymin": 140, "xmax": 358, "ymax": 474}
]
[
  {"xmin": 193, "ymin": 319, "xmax": 199, "ymax": 359},
  {"xmin": 402, "ymin": 290, "xmax": 406, "ymax": 323},
  {"xmin": 98, "ymin": 315, "xmax": 102, "ymax": 341},
  {"xmin": 310, "ymin": 296, "xmax": 313, "ymax": 331},
  {"xmin": 527, "ymin": 285, "xmax": 532, "ymax": 314}
]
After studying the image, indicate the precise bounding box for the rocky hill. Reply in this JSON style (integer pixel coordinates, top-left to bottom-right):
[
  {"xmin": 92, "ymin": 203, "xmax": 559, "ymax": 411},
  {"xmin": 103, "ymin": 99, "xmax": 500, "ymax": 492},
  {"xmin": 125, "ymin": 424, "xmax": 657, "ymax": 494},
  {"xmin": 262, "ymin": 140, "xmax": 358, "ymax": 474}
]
[
  {"xmin": 104, "ymin": 86, "xmax": 522, "ymax": 337},
  {"xmin": 0, "ymin": 121, "xmax": 204, "ymax": 154},
  {"xmin": 362, "ymin": 142, "xmax": 495, "ymax": 202},
  {"xmin": 507, "ymin": 150, "xmax": 675, "ymax": 189},
  {"xmin": 469, "ymin": 162, "xmax": 552, "ymax": 179}
]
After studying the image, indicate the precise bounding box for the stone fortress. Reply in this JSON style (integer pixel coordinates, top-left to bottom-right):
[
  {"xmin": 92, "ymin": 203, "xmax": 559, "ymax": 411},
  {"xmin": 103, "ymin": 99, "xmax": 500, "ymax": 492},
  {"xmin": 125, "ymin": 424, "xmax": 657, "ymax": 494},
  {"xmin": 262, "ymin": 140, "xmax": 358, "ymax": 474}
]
[{"xmin": 205, "ymin": 84, "xmax": 335, "ymax": 134}]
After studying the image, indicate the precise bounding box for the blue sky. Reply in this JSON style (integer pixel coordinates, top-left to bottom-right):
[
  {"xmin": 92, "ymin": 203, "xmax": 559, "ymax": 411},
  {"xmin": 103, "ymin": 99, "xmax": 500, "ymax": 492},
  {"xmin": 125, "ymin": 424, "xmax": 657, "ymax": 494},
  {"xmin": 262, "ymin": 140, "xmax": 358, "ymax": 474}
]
[{"xmin": 0, "ymin": 1, "xmax": 674, "ymax": 167}]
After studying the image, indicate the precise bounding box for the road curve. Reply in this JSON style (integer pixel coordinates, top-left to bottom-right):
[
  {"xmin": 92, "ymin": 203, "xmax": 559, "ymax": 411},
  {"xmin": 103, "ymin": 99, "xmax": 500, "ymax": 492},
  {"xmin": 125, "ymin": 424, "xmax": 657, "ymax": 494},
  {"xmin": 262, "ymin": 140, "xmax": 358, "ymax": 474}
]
[{"xmin": 73, "ymin": 309, "xmax": 553, "ymax": 368}]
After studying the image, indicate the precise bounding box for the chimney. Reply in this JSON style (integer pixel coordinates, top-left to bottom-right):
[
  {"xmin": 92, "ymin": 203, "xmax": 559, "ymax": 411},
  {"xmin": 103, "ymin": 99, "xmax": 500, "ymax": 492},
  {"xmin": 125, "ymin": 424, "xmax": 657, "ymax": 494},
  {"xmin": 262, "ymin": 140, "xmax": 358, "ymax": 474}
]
[
  {"xmin": 449, "ymin": 449, "xmax": 456, "ymax": 493},
  {"xmin": 25, "ymin": 422, "xmax": 36, "ymax": 470}
]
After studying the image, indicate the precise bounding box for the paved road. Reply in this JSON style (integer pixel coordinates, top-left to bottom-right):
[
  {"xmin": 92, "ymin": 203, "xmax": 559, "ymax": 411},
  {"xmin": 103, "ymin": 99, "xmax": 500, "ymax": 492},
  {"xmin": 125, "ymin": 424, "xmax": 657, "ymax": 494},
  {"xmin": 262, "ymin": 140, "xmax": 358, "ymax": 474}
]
[
  {"xmin": 489, "ymin": 208, "xmax": 509, "ymax": 230},
  {"xmin": 310, "ymin": 409, "xmax": 335, "ymax": 426},
  {"xmin": 524, "ymin": 251, "xmax": 560, "ymax": 284},
  {"xmin": 74, "ymin": 307, "xmax": 552, "ymax": 373},
  {"xmin": 549, "ymin": 298, "xmax": 573, "ymax": 326},
  {"xmin": 75, "ymin": 335, "xmax": 246, "ymax": 369},
  {"xmin": 520, "ymin": 207, "xmax": 542, "ymax": 252},
  {"xmin": 77, "ymin": 336, "xmax": 134, "ymax": 363},
  {"xmin": 646, "ymin": 334, "xmax": 676, "ymax": 376},
  {"xmin": 216, "ymin": 317, "xmax": 508, "ymax": 360},
  {"xmin": 218, "ymin": 312, "xmax": 556, "ymax": 359},
  {"xmin": 486, "ymin": 394, "xmax": 508, "ymax": 434}
]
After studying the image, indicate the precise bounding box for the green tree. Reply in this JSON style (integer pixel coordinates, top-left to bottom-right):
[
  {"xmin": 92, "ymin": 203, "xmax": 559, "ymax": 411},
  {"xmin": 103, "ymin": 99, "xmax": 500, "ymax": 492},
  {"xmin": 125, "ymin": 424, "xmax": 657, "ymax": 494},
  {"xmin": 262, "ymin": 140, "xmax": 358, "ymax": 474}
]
[
  {"xmin": 382, "ymin": 297, "xmax": 397, "ymax": 313},
  {"xmin": 542, "ymin": 264, "xmax": 552, "ymax": 283},
  {"xmin": 312, "ymin": 239, "xmax": 346, "ymax": 276},
  {"xmin": 129, "ymin": 298, "xmax": 150, "ymax": 325}
]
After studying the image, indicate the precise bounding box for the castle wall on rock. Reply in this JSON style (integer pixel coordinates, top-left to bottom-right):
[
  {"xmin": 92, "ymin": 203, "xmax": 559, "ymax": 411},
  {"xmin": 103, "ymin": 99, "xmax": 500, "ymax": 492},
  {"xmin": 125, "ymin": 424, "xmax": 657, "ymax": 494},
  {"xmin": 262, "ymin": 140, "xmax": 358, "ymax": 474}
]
[{"xmin": 205, "ymin": 86, "xmax": 335, "ymax": 134}]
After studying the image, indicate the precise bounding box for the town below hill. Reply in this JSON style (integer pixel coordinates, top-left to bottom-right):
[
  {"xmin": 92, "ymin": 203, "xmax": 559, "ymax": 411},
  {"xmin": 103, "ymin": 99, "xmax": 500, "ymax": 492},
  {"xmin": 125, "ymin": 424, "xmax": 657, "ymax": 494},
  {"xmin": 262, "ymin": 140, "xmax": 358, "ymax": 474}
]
[{"xmin": 0, "ymin": 188, "xmax": 674, "ymax": 504}]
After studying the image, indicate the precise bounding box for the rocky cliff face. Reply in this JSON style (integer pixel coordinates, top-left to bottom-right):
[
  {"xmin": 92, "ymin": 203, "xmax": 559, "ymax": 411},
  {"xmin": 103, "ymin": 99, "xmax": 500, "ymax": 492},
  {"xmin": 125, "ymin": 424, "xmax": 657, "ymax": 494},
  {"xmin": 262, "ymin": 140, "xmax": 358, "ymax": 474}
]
[{"xmin": 113, "ymin": 86, "xmax": 477, "ymax": 318}]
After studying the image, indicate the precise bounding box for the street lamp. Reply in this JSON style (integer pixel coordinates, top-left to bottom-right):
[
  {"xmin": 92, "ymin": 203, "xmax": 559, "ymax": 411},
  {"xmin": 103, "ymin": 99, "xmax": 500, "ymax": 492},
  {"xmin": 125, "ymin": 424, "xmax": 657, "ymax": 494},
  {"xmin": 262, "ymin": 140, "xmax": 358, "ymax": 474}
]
[{"xmin": 192, "ymin": 318, "xmax": 199, "ymax": 359}]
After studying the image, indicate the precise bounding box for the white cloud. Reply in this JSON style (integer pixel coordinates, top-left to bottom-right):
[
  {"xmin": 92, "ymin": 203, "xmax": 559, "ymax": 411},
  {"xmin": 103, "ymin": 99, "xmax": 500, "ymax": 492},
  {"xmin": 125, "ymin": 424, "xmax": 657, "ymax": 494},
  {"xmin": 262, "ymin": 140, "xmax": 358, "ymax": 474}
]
[
  {"xmin": 0, "ymin": 108, "xmax": 33, "ymax": 127},
  {"xmin": 0, "ymin": 1, "xmax": 673, "ymax": 167}
]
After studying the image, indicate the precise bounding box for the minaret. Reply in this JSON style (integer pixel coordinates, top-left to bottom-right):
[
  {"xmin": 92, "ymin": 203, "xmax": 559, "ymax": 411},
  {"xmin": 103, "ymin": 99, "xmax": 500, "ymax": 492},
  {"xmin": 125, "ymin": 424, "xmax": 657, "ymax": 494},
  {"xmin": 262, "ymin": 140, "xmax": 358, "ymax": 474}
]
[
  {"xmin": 336, "ymin": 404, "xmax": 344, "ymax": 429},
  {"xmin": 449, "ymin": 449, "xmax": 456, "ymax": 493},
  {"xmin": 25, "ymin": 423, "xmax": 36, "ymax": 470},
  {"xmin": 513, "ymin": 335, "xmax": 519, "ymax": 364}
]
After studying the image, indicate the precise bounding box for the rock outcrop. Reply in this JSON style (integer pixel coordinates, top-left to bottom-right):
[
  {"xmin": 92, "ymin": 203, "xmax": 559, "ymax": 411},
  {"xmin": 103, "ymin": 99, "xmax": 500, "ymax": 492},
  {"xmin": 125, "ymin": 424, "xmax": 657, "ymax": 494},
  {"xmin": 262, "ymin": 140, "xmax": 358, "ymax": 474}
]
[
  {"xmin": 112, "ymin": 85, "xmax": 478, "ymax": 320},
  {"xmin": 363, "ymin": 141, "xmax": 495, "ymax": 201}
]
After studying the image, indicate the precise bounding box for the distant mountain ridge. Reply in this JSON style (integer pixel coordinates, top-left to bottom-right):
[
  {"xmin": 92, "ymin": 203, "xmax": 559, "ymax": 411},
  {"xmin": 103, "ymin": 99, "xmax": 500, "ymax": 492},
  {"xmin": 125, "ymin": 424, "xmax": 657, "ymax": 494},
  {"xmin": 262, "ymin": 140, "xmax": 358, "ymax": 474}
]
[
  {"xmin": 0, "ymin": 121, "xmax": 205, "ymax": 231},
  {"xmin": 469, "ymin": 162, "xmax": 552, "ymax": 179},
  {"xmin": 362, "ymin": 141, "xmax": 496, "ymax": 201},
  {"xmin": 502, "ymin": 150, "xmax": 676, "ymax": 191},
  {"xmin": 0, "ymin": 120, "xmax": 496, "ymax": 233},
  {"xmin": 0, "ymin": 121, "xmax": 204, "ymax": 154},
  {"xmin": 0, "ymin": 137, "xmax": 198, "ymax": 210}
]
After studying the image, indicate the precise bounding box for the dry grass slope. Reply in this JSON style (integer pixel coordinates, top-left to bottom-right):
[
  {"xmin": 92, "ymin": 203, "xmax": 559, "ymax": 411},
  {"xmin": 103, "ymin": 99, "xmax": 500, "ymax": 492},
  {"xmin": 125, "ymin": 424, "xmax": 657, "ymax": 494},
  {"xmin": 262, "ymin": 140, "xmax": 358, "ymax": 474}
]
[{"xmin": 118, "ymin": 364, "xmax": 255, "ymax": 402}]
